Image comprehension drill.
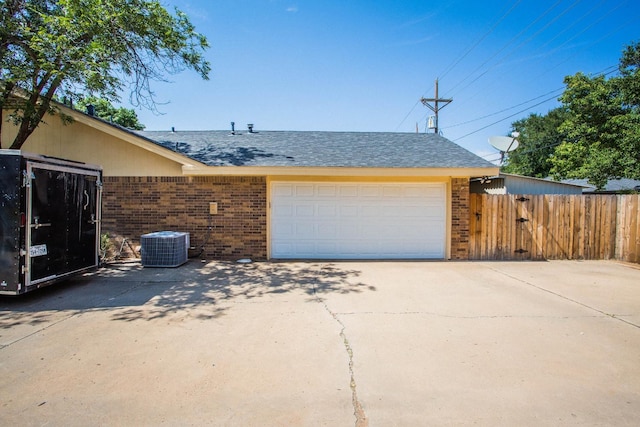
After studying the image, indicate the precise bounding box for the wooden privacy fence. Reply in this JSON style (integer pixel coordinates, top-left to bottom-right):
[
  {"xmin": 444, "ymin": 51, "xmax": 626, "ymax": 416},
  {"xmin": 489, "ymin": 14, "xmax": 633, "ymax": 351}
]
[{"xmin": 469, "ymin": 194, "xmax": 640, "ymax": 263}]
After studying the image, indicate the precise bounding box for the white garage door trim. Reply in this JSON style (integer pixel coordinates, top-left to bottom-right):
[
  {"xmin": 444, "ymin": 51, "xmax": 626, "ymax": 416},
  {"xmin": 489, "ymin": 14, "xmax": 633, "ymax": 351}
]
[{"xmin": 270, "ymin": 182, "xmax": 447, "ymax": 259}]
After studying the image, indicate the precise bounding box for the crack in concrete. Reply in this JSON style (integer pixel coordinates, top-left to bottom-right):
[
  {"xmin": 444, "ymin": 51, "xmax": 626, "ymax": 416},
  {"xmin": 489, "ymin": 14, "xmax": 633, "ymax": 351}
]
[
  {"xmin": 489, "ymin": 267, "xmax": 640, "ymax": 329},
  {"xmin": 312, "ymin": 284, "xmax": 368, "ymax": 427}
]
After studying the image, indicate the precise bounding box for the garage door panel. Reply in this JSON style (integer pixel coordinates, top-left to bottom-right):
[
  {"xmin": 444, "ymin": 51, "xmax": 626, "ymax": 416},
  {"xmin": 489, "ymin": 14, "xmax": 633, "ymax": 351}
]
[
  {"xmin": 294, "ymin": 185, "xmax": 315, "ymax": 197},
  {"xmin": 360, "ymin": 205, "xmax": 382, "ymax": 216},
  {"xmin": 339, "ymin": 205, "xmax": 359, "ymax": 217},
  {"xmin": 271, "ymin": 182, "xmax": 446, "ymax": 259},
  {"xmin": 317, "ymin": 223, "xmax": 338, "ymax": 237},
  {"xmin": 273, "ymin": 204, "xmax": 294, "ymax": 217},
  {"xmin": 317, "ymin": 185, "xmax": 337, "ymax": 197},
  {"xmin": 360, "ymin": 186, "xmax": 382, "ymax": 197},
  {"xmin": 382, "ymin": 186, "xmax": 403, "ymax": 197},
  {"xmin": 294, "ymin": 222, "xmax": 316, "ymax": 239},
  {"xmin": 317, "ymin": 204, "xmax": 337, "ymax": 217},
  {"xmin": 339, "ymin": 186, "xmax": 358, "ymax": 197},
  {"xmin": 296, "ymin": 205, "xmax": 315, "ymax": 216},
  {"xmin": 382, "ymin": 205, "xmax": 407, "ymax": 217},
  {"xmin": 273, "ymin": 184, "xmax": 294, "ymax": 197}
]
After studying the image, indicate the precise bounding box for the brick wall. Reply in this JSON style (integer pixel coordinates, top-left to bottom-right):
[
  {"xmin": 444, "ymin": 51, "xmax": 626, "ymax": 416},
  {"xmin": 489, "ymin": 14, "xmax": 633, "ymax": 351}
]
[
  {"xmin": 450, "ymin": 178, "xmax": 470, "ymax": 260},
  {"xmin": 102, "ymin": 175, "xmax": 472, "ymax": 261},
  {"xmin": 102, "ymin": 176, "xmax": 267, "ymax": 260}
]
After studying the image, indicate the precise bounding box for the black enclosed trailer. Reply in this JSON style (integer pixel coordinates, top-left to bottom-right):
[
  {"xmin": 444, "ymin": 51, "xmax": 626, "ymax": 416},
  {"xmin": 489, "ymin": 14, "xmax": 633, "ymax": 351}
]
[{"xmin": 0, "ymin": 150, "xmax": 102, "ymax": 295}]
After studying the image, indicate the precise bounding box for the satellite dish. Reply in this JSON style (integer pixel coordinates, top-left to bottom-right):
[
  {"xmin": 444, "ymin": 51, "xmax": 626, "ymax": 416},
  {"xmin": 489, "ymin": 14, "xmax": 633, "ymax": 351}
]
[
  {"xmin": 488, "ymin": 136, "xmax": 519, "ymax": 152},
  {"xmin": 488, "ymin": 135, "xmax": 519, "ymax": 164}
]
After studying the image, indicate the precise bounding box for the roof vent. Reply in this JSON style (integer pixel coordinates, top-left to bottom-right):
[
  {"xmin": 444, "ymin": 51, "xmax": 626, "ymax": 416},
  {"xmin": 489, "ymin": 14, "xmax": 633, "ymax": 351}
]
[
  {"xmin": 247, "ymin": 123, "xmax": 254, "ymax": 133},
  {"xmin": 86, "ymin": 104, "xmax": 95, "ymax": 116}
]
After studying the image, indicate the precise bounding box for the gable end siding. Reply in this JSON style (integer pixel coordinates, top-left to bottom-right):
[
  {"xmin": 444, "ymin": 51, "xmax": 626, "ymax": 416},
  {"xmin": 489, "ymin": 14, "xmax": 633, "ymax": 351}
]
[{"xmin": 102, "ymin": 176, "xmax": 268, "ymax": 260}]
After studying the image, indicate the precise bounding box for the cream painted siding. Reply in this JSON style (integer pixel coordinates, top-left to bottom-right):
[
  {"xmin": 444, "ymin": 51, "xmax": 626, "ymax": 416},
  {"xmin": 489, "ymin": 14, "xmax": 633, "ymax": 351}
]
[
  {"xmin": 270, "ymin": 181, "xmax": 447, "ymax": 259},
  {"xmin": 2, "ymin": 116, "xmax": 186, "ymax": 176}
]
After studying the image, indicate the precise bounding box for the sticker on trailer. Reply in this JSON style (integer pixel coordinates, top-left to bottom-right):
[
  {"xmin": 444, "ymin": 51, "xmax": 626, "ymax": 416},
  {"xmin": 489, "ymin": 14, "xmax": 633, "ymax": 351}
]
[{"xmin": 29, "ymin": 244, "xmax": 48, "ymax": 257}]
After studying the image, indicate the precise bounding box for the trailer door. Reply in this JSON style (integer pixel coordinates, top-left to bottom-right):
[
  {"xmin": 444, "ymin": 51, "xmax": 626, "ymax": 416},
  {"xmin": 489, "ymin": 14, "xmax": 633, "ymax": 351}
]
[{"xmin": 27, "ymin": 163, "xmax": 101, "ymax": 286}]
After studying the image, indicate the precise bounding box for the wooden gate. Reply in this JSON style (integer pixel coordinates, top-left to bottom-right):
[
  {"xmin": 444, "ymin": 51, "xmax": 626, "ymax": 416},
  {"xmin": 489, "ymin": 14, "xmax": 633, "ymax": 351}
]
[{"xmin": 468, "ymin": 194, "xmax": 636, "ymax": 261}]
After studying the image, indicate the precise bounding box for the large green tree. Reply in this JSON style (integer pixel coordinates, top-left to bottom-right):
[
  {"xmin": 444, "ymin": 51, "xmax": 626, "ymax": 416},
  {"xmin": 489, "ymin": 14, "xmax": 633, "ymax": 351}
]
[
  {"xmin": 550, "ymin": 65, "xmax": 640, "ymax": 189},
  {"xmin": 76, "ymin": 96, "xmax": 145, "ymax": 130},
  {"xmin": 504, "ymin": 42, "xmax": 640, "ymax": 189},
  {"xmin": 0, "ymin": 0, "xmax": 209, "ymax": 149}
]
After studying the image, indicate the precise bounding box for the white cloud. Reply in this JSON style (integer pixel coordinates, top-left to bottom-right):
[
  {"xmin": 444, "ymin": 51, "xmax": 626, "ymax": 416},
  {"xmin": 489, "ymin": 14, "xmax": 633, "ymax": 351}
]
[{"xmin": 286, "ymin": 5, "xmax": 298, "ymax": 13}]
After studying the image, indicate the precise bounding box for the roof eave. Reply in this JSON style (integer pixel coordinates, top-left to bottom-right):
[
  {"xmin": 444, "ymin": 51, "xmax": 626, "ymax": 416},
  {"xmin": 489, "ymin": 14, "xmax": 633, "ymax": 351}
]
[{"xmin": 181, "ymin": 165, "xmax": 500, "ymax": 177}]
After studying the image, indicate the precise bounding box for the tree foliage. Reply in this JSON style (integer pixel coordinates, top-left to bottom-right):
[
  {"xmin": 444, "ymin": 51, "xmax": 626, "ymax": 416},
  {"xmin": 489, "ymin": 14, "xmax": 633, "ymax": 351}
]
[
  {"xmin": 0, "ymin": 0, "xmax": 209, "ymax": 149},
  {"xmin": 502, "ymin": 107, "xmax": 568, "ymax": 178},
  {"xmin": 503, "ymin": 41, "xmax": 640, "ymax": 189},
  {"xmin": 76, "ymin": 96, "xmax": 145, "ymax": 130}
]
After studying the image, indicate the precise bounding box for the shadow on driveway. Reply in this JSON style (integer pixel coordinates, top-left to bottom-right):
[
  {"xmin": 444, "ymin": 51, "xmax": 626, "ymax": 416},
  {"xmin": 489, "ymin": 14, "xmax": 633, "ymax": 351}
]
[{"xmin": 0, "ymin": 260, "xmax": 376, "ymax": 329}]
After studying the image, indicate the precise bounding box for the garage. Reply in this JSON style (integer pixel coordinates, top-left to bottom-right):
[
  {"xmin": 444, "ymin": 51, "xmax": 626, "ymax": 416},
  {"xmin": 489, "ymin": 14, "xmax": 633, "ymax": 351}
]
[{"xmin": 270, "ymin": 182, "xmax": 447, "ymax": 259}]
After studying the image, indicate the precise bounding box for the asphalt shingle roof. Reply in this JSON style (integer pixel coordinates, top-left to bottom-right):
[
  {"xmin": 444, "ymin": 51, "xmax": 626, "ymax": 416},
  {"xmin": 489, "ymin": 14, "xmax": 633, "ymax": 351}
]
[
  {"xmin": 562, "ymin": 178, "xmax": 640, "ymax": 192},
  {"xmin": 137, "ymin": 130, "xmax": 496, "ymax": 169}
]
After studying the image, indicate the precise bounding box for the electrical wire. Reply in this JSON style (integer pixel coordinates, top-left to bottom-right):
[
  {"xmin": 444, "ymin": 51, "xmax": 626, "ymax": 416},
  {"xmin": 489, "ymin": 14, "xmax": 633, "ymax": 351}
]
[
  {"xmin": 448, "ymin": 0, "xmax": 583, "ymax": 99},
  {"xmin": 438, "ymin": 0, "xmax": 523, "ymax": 82},
  {"xmin": 443, "ymin": 87, "xmax": 565, "ymax": 129},
  {"xmin": 395, "ymin": 1, "xmax": 522, "ymax": 131},
  {"xmin": 395, "ymin": 1, "xmax": 635, "ymax": 136},
  {"xmin": 452, "ymin": 94, "xmax": 562, "ymax": 142},
  {"xmin": 534, "ymin": 0, "xmax": 609, "ymax": 53},
  {"xmin": 404, "ymin": 1, "xmax": 569, "ymax": 132},
  {"xmin": 439, "ymin": 0, "xmax": 617, "ymax": 113},
  {"xmin": 476, "ymin": 64, "xmax": 621, "ymax": 164},
  {"xmin": 451, "ymin": 64, "xmax": 620, "ymax": 143},
  {"xmin": 543, "ymin": 14, "xmax": 640, "ymax": 80},
  {"xmin": 445, "ymin": 0, "xmax": 564, "ymax": 97}
]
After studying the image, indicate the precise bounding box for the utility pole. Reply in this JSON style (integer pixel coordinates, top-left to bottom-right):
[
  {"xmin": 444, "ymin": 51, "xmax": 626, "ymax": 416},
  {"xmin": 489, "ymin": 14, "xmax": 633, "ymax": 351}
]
[{"xmin": 420, "ymin": 79, "xmax": 452, "ymax": 134}]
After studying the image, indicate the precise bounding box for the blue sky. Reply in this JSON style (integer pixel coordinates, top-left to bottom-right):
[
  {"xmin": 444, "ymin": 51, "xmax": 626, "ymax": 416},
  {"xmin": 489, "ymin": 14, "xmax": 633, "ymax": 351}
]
[{"xmin": 124, "ymin": 0, "xmax": 640, "ymax": 161}]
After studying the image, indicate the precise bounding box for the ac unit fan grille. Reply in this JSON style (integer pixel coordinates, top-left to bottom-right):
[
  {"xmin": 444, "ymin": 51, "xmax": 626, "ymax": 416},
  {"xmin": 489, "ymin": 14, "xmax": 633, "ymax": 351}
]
[{"xmin": 140, "ymin": 231, "xmax": 189, "ymax": 267}]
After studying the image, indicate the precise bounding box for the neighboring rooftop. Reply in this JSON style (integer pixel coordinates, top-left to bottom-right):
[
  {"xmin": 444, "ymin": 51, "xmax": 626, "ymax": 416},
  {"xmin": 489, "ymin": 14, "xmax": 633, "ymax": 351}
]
[
  {"xmin": 562, "ymin": 178, "xmax": 640, "ymax": 193},
  {"xmin": 136, "ymin": 130, "xmax": 496, "ymax": 169}
]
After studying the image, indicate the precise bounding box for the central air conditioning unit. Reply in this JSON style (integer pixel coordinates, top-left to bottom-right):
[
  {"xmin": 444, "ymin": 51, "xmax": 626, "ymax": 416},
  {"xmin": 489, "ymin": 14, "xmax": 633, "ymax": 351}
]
[{"xmin": 140, "ymin": 231, "xmax": 189, "ymax": 267}]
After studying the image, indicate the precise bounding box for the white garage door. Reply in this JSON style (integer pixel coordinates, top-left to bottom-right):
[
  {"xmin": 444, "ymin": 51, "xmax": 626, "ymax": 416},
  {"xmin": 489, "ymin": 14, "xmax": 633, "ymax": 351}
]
[{"xmin": 270, "ymin": 182, "xmax": 446, "ymax": 259}]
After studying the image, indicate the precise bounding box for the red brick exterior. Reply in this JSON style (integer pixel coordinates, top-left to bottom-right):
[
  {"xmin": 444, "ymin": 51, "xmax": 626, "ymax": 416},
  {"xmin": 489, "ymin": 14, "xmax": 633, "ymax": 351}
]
[
  {"xmin": 102, "ymin": 176, "xmax": 267, "ymax": 260},
  {"xmin": 102, "ymin": 176, "xmax": 471, "ymax": 261},
  {"xmin": 450, "ymin": 177, "xmax": 470, "ymax": 260}
]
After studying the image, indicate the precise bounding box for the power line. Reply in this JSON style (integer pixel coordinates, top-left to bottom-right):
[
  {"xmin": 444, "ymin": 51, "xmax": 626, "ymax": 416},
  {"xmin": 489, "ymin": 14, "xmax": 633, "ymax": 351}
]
[
  {"xmin": 438, "ymin": 0, "xmax": 523, "ymax": 81},
  {"xmin": 440, "ymin": 1, "xmax": 620, "ymax": 114},
  {"xmin": 394, "ymin": 99, "xmax": 422, "ymax": 131},
  {"xmin": 452, "ymin": 94, "xmax": 561, "ymax": 142},
  {"xmin": 534, "ymin": 0, "xmax": 609, "ymax": 53},
  {"xmin": 395, "ymin": 1, "xmax": 634, "ymax": 134},
  {"xmin": 442, "ymin": 87, "xmax": 565, "ymax": 129},
  {"xmin": 529, "ymin": 1, "xmax": 631, "ymax": 80},
  {"xmin": 481, "ymin": 141, "xmax": 562, "ymax": 161},
  {"xmin": 395, "ymin": 1, "xmax": 523, "ymax": 131},
  {"xmin": 448, "ymin": 0, "xmax": 582, "ymax": 99},
  {"xmin": 451, "ymin": 64, "xmax": 619, "ymax": 142},
  {"xmin": 445, "ymin": 0, "xmax": 564, "ymax": 97},
  {"xmin": 476, "ymin": 65, "xmax": 621, "ymax": 162}
]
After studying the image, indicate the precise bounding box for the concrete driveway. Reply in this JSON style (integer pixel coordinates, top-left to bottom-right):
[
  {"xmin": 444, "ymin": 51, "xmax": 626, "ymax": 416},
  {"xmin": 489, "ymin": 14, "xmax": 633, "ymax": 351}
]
[{"xmin": 1, "ymin": 260, "xmax": 639, "ymax": 426}]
